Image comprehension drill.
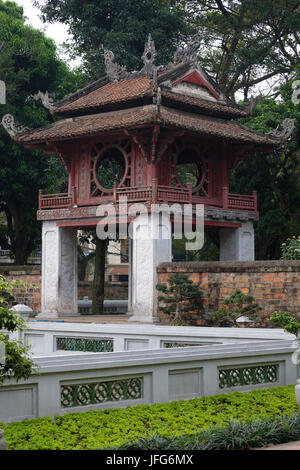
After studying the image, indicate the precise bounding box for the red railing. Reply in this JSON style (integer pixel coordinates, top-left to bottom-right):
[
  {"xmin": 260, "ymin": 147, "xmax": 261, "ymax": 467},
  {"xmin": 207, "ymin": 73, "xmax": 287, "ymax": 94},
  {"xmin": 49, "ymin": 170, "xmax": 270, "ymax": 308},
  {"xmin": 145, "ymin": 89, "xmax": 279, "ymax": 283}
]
[
  {"xmin": 39, "ymin": 187, "xmax": 77, "ymax": 210},
  {"xmin": 39, "ymin": 183, "xmax": 257, "ymax": 213}
]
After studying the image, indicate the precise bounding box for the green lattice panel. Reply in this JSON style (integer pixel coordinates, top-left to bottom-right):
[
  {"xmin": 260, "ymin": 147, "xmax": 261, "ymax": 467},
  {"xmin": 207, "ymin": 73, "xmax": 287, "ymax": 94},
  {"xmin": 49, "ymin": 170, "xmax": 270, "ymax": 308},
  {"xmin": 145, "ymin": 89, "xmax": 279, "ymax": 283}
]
[
  {"xmin": 219, "ymin": 364, "xmax": 279, "ymax": 389},
  {"xmin": 61, "ymin": 377, "xmax": 143, "ymax": 408},
  {"xmin": 56, "ymin": 337, "xmax": 113, "ymax": 353}
]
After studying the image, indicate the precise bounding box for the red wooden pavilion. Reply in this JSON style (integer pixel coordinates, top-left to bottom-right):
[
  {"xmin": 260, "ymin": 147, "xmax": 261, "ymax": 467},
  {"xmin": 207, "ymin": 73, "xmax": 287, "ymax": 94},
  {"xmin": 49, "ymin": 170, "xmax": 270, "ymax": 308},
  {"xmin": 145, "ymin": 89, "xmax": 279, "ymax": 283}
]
[{"xmin": 2, "ymin": 35, "xmax": 289, "ymax": 321}]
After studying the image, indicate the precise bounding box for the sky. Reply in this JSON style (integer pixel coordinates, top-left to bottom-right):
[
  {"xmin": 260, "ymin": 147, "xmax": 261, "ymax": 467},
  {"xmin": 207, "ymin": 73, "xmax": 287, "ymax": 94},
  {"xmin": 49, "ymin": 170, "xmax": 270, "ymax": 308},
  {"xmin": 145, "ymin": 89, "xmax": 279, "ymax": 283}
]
[{"xmin": 12, "ymin": 0, "xmax": 81, "ymax": 66}]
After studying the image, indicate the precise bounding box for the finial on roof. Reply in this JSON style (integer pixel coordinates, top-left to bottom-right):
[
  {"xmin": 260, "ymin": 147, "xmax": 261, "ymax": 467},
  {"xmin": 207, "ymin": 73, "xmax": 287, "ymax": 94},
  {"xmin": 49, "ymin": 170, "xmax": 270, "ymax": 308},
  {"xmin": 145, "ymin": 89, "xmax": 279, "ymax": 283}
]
[
  {"xmin": 104, "ymin": 49, "xmax": 128, "ymax": 82},
  {"xmin": 267, "ymin": 118, "xmax": 296, "ymax": 142},
  {"xmin": 141, "ymin": 34, "xmax": 157, "ymax": 77},
  {"xmin": 174, "ymin": 35, "xmax": 201, "ymax": 65},
  {"xmin": 31, "ymin": 90, "xmax": 55, "ymax": 111},
  {"xmin": 1, "ymin": 114, "xmax": 30, "ymax": 138}
]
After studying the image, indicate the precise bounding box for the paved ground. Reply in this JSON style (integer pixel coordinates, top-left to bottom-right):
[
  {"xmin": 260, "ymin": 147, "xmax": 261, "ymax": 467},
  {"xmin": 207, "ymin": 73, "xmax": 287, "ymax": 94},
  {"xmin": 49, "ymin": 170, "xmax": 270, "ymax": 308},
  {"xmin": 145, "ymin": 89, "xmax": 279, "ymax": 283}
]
[{"xmin": 253, "ymin": 440, "xmax": 300, "ymax": 450}]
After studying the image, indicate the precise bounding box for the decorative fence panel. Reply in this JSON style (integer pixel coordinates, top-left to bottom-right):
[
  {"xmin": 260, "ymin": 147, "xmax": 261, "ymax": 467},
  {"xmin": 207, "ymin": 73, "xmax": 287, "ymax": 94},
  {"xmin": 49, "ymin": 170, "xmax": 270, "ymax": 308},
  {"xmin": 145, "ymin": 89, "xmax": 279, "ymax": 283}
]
[
  {"xmin": 0, "ymin": 339, "xmax": 297, "ymax": 422},
  {"xmin": 22, "ymin": 322, "xmax": 293, "ymax": 356}
]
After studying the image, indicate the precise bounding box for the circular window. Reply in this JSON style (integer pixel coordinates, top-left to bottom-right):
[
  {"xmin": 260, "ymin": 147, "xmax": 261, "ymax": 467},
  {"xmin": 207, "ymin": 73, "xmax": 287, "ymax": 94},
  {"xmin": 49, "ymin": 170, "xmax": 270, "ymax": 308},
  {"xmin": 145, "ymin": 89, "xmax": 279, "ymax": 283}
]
[
  {"xmin": 95, "ymin": 146, "xmax": 126, "ymax": 192},
  {"xmin": 176, "ymin": 148, "xmax": 203, "ymax": 190}
]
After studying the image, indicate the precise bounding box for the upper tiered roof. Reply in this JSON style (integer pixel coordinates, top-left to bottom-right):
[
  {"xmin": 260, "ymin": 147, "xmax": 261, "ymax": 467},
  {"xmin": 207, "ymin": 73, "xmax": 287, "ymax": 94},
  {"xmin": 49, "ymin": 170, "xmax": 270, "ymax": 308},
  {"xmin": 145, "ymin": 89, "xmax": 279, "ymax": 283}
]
[{"xmin": 2, "ymin": 34, "xmax": 295, "ymax": 149}]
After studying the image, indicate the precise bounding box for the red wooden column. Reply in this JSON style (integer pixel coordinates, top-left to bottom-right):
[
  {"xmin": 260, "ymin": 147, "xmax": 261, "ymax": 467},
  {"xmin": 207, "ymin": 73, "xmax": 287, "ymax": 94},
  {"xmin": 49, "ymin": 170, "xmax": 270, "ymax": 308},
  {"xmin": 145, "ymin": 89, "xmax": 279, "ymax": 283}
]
[{"xmin": 146, "ymin": 162, "xmax": 158, "ymax": 186}]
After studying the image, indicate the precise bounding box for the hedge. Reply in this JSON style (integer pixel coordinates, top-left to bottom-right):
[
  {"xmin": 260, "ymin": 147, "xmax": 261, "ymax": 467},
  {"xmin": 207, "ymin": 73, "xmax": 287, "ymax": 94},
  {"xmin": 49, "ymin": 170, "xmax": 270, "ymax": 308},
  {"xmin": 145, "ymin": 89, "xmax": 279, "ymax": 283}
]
[{"xmin": 1, "ymin": 385, "xmax": 299, "ymax": 450}]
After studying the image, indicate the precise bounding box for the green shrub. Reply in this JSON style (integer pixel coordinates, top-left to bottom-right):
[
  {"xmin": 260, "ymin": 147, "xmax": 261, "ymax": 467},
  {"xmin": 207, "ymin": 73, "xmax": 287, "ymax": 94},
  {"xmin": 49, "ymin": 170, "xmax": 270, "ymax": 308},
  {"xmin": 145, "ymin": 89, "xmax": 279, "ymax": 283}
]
[
  {"xmin": 269, "ymin": 311, "xmax": 300, "ymax": 339},
  {"xmin": 0, "ymin": 275, "xmax": 34, "ymax": 383},
  {"xmin": 156, "ymin": 274, "xmax": 202, "ymax": 325},
  {"xmin": 280, "ymin": 236, "xmax": 300, "ymax": 260},
  {"xmin": 212, "ymin": 289, "xmax": 263, "ymax": 327},
  {"xmin": 1, "ymin": 385, "xmax": 299, "ymax": 450}
]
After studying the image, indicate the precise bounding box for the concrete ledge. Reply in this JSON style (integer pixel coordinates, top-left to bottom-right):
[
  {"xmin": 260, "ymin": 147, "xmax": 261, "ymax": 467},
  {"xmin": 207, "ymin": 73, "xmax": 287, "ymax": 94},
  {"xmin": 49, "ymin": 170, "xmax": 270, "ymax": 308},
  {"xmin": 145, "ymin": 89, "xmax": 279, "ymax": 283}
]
[
  {"xmin": 0, "ymin": 265, "xmax": 41, "ymax": 275},
  {"xmin": 158, "ymin": 260, "xmax": 300, "ymax": 273}
]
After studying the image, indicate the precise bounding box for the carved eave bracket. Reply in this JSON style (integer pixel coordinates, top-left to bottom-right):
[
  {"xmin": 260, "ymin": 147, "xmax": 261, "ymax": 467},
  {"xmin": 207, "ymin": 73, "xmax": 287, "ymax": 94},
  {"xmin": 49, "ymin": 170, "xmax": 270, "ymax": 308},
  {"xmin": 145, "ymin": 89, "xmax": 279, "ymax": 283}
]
[
  {"xmin": 267, "ymin": 118, "xmax": 296, "ymax": 143},
  {"xmin": 125, "ymin": 127, "xmax": 182, "ymax": 163},
  {"xmin": 1, "ymin": 114, "xmax": 30, "ymax": 138},
  {"xmin": 125, "ymin": 126, "xmax": 159, "ymax": 162},
  {"xmin": 51, "ymin": 143, "xmax": 72, "ymax": 173},
  {"xmin": 227, "ymin": 146, "xmax": 254, "ymax": 174}
]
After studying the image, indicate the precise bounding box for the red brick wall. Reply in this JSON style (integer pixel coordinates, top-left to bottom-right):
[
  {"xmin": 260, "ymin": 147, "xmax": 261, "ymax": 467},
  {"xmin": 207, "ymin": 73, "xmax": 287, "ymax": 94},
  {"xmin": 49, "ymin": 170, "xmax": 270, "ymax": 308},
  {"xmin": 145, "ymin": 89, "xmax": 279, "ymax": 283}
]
[
  {"xmin": 157, "ymin": 261, "xmax": 300, "ymax": 322},
  {"xmin": 0, "ymin": 266, "xmax": 41, "ymax": 315},
  {"xmin": 78, "ymin": 281, "xmax": 128, "ymax": 300}
]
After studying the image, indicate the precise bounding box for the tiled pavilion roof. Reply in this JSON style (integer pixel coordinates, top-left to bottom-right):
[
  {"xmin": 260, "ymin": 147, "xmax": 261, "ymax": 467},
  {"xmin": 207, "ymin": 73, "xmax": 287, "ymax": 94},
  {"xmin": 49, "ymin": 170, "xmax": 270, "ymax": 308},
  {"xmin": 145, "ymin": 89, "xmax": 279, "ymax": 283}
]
[
  {"xmin": 51, "ymin": 77, "xmax": 153, "ymax": 117},
  {"xmin": 16, "ymin": 104, "xmax": 279, "ymax": 148},
  {"xmin": 3, "ymin": 35, "xmax": 287, "ymax": 150}
]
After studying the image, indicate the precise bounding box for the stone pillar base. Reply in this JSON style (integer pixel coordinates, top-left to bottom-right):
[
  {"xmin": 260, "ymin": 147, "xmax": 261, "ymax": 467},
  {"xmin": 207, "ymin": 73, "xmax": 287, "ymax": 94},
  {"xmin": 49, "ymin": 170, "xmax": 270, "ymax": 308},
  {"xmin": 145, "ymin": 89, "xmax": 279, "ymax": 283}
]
[{"xmin": 128, "ymin": 315, "xmax": 160, "ymax": 324}]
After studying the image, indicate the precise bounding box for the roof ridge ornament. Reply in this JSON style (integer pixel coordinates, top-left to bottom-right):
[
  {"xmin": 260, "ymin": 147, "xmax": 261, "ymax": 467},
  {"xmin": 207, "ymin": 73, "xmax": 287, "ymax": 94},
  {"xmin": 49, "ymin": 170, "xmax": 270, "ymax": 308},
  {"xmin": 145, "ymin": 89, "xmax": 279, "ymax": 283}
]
[
  {"xmin": 141, "ymin": 34, "xmax": 157, "ymax": 78},
  {"xmin": 1, "ymin": 114, "xmax": 30, "ymax": 137},
  {"xmin": 267, "ymin": 118, "xmax": 296, "ymax": 142},
  {"xmin": 174, "ymin": 35, "xmax": 201, "ymax": 65},
  {"xmin": 31, "ymin": 90, "xmax": 55, "ymax": 111},
  {"xmin": 104, "ymin": 49, "xmax": 128, "ymax": 82}
]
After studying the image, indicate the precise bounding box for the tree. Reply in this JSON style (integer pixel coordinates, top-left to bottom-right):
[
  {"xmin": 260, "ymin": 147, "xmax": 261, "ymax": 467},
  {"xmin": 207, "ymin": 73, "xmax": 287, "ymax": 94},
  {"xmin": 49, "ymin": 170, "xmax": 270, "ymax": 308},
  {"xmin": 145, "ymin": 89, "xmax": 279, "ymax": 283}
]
[
  {"xmin": 156, "ymin": 273, "xmax": 202, "ymax": 325},
  {"xmin": 230, "ymin": 77, "xmax": 300, "ymax": 259},
  {"xmin": 0, "ymin": 275, "xmax": 34, "ymax": 383},
  {"xmin": 0, "ymin": 0, "xmax": 86, "ymax": 264},
  {"xmin": 77, "ymin": 231, "xmax": 106, "ymax": 314},
  {"xmin": 180, "ymin": 0, "xmax": 300, "ymax": 100},
  {"xmin": 35, "ymin": 0, "xmax": 191, "ymax": 77},
  {"xmin": 212, "ymin": 289, "xmax": 263, "ymax": 327}
]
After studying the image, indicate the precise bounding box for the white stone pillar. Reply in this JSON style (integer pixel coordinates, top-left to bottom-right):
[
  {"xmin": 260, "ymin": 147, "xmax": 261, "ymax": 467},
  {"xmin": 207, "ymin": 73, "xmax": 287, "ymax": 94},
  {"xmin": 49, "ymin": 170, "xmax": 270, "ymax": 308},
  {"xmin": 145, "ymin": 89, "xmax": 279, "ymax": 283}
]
[
  {"xmin": 129, "ymin": 211, "xmax": 172, "ymax": 323},
  {"xmin": 127, "ymin": 238, "xmax": 133, "ymax": 315},
  {"xmin": 220, "ymin": 221, "xmax": 255, "ymax": 261},
  {"xmin": 38, "ymin": 221, "xmax": 78, "ymax": 319}
]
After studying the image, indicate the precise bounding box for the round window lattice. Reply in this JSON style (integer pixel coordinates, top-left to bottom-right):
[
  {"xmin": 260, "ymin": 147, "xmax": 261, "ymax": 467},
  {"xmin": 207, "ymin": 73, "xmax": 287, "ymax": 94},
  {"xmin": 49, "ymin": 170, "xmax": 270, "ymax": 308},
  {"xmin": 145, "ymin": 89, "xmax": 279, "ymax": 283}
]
[
  {"xmin": 93, "ymin": 145, "xmax": 128, "ymax": 193},
  {"xmin": 171, "ymin": 142, "xmax": 209, "ymax": 195}
]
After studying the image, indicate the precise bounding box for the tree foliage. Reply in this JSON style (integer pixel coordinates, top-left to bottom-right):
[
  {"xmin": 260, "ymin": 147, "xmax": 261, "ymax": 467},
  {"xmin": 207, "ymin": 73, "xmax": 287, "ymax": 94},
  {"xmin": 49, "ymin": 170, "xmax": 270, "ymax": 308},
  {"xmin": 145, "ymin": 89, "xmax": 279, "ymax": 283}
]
[
  {"xmin": 0, "ymin": 0, "xmax": 86, "ymax": 264},
  {"xmin": 35, "ymin": 0, "xmax": 191, "ymax": 78},
  {"xmin": 0, "ymin": 274, "xmax": 34, "ymax": 383},
  {"xmin": 269, "ymin": 311, "xmax": 300, "ymax": 338},
  {"xmin": 156, "ymin": 273, "xmax": 202, "ymax": 325},
  {"xmin": 212, "ymin": 289, "xmax": 263, "ymax": 327},
  {"xmin": 230, "ymin": 78, "xmax": 300, "ymax": 259},
  {"xmin": 181, "ymin": 0, "xmax": 300, "ymax": 99}
]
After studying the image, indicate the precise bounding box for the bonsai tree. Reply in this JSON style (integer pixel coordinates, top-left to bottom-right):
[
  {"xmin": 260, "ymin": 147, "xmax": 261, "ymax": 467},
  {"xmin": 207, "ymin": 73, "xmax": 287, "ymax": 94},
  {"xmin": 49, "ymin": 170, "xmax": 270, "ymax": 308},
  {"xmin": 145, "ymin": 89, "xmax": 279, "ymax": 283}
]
[
  {"xmin": 212, "ymin": 289, "xmax": 263, "ymax": 327},
  {"xmin": 0, "ymin": 275, "xmax": 34, "ymax": 383},
  {"xmin": 156, "ymin": 274, "xmax": 202, "ymax": 325}
]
